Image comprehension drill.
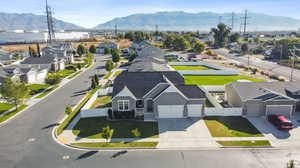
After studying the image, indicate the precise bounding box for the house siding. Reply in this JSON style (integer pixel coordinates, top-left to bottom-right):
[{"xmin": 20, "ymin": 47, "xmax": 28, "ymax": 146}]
[{"xmin": 112, "ymin": 96, "xmax": 136, "ymax": 112}]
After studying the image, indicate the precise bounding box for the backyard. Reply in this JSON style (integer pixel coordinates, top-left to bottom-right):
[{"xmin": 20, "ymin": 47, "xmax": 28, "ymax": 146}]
[
  {"xmin": 171, "ymin": 65, "xmax": 215, "ymax": 71},
  {"xmin": 73, "ymin": 117, "xmax": 159, "ymax": 139},
  {"xmin": 90, "ymin": 96, "xmax": 112, "ymax": 109},
  {"xmin": 204, "ymin": 116, "xmax": 264, "ymax": 137},
  {"xmin": 184, "ymin": 75, "xmax": 265, "ymax": 85}
]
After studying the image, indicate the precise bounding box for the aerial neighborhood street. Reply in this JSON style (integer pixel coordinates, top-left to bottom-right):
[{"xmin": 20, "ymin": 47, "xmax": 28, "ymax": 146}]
[{"xmin": 1, "ymin": 1, "xmax": 300, "ymax": 168}]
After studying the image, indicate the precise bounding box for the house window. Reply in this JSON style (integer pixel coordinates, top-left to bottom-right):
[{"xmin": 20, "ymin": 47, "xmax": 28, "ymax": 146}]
[
  {"xmin": 118, "ymin": 100, "xmax": 130, "ymax": 111},
  {"xmin": 136, "ymin": 100, "xmax": 144, "ymax": 108}
]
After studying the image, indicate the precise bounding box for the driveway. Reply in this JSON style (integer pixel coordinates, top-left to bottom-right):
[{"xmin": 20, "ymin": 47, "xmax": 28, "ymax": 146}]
[
  {"xmin": 157, "ymin": 118, "xmax": 218, "ymax": 148},
  {"xmin": 248, "ymin": 113, "xmax": 300, "ymax": 148}
]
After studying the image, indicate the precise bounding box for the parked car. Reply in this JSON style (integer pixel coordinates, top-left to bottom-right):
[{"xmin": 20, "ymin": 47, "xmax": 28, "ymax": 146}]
[{"xmin": 267, "ymin": 115, "xmax": 293, "ymax": 131}]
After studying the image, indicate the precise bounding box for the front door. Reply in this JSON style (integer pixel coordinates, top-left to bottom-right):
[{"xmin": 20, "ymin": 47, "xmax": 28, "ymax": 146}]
[{"xmin": 147, "ymin": 99, "xmax": 154, "ymax": 113}]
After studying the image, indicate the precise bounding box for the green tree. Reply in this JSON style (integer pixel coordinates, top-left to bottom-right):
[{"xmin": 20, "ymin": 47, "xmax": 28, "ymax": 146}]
[
  {"xmin": 173, "ymin": 36, "xmax": 190, "ymax": 51},
  {"xmin": 94, "ymin": 74, "xmax": 99, "ymax": 86},
  {"xmin": 91, "ymin": 77, "xmax": 96, "ymax": 89},
  {"xmin": 193, "ymin": 41, "xmax": 206, "ymax": 53},
  {"xmin": 0, "ymin": 78, "xmax": 29, "ymax": 110},
  {"xmin": 241, "ymin": 43, "xmax": 249, "ymax": 55},
  {"xmin": 112, "ymin": 48, "xmax": 120, "ymax": 63},
  {"xmin": 211, "ymin": 23, "xmax": 231, "ymax": 48},
  {"xmin": 29, "ymin": 46, "xmax": 37, "ymax": 57},
  {"xmin": 287, "ymin": 160, "xmax": 295, "ymax": 168},
  {"xmin": 163, "ymin": 35, "xmax": 175, "ymax": 48},
  {"xmin": 36, "ymin": 43, "xmax": 41, "ymax": 57},
  {"xmin": 65, "ymin": 106, "xmax": 72, "ymax": 115},
  {"xmin": 89, "ymin": 45, "xmax": 97, "ymax": 53},
  {"xmin": 104, "ymin": 47, "xmax": 111, "ymax": 55},
  {"xmin": 76, "ymin": 63, "xmax": 82, "ymax": 70},
  {"xmin": 229, "ymin": 33, "xmax": 240, "ymax": 43},
  {"xmin": 105, "ymin": 60, "xmax": 114, "ymax": 72},
  {"xmin": 102, "ymin": 126, "xmax": 114, "ymax": 143},
  {"xmin": 131, "ymin": 128, "xmax": 141, "ymax": 138},
  {"xmin": 129, "ymin": 50, "xmax": 138, "ymax": 62},
  {"xmin": 77, "ymin": 44, "xmax": 86, "ymax": 57}
]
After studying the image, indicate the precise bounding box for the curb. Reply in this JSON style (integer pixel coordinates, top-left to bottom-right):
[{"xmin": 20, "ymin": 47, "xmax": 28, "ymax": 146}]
[{"xmin": 0, "ymin": 62, "xmax": 94, "ymax": 127}]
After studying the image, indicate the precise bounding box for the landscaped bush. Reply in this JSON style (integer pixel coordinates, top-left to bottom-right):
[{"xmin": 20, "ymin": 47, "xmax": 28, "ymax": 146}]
[
  {"xmin": 108, "ymin": 109, "xmax": 113, "ymax": 119},
  {"xmin": 45, "ymin": 74, "xmax": 62, "ymax": 85}
]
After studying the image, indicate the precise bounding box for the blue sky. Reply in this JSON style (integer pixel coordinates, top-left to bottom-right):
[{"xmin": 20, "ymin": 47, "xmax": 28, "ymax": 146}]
[{"xmin": 0, "ymin": 0, "xmax": 299, "ymax": 28}]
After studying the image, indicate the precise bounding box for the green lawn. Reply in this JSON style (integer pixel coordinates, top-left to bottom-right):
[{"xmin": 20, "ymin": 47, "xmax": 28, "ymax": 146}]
[
  {"xmin": 172, "ymin": 65, "xmax": 215, "ymax": 71},
  {"xmin": 217, "ymin": 141, "xmax": 271, "ymax": 147},
  {"xmin": 58, "ymin": 69, "xmax": 76, "ymax": 78},
  {"xmin": 67, "ymin": 71, "xmax": 82, "ymax": 79},
  {"xmin": 28, "ymin": 84, "xmax": 49, "ymax": 97},
  {"xmin": 0, "ymin": 103, "xmax": 15, "ymax": 115},
  {"xmin": 71, "ymin": 142, "xmax": 158, "ymax": 148},
  {"xmin": 113, "ymin": 71, "xmax": 123, "ymax": 78},
  {"xmin": 73, "ymin": 117, "xmax": 159, "ymax": 139},
  {"xmin": 0, "ymin": 105, "xmax": 28, "ymax": 123},
  {"xmin": 90, "ymin": 96, "xmax": 112, "ymax": 109},
  {"xmin": 184, "ymin": 75, "xmax": 265, "ymax": 85},
  {"xmin": 104, "ymin": 71, "xmax": 113, "ymax": 79},
  {"xmin": 35, "ymin": 85, "xmax": 59, "ymax": 99},
  {"xmin": 204, "ymin": 116, "xmax": 263, "ymax": 137}
]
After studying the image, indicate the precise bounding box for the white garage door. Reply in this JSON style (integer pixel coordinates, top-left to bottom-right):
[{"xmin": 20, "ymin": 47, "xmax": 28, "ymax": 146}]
[
  {"xmin": 188, "ymin": 105, "xmax": 203, "ymax": 117},
  {"xmin": 266, "ymin": 105, "xmax": 293, "ymax": 117},
  {"xmin": 158, "ymin": 105, "xmax": 184, "ymax": 118}
]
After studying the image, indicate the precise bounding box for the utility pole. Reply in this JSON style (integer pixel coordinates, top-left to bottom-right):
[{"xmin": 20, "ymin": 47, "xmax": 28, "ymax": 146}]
[
  {"xmin": 45, "ymin": 0, "xmax": 55, "ymax": 43},
  {"xmin": 114, "ymin": 24, "xmax": 118, "ymax": 37},
  {"xmin": 288, "ymin": 46, "xmax": 299, "ymax": 82},
  {"xmin": 231, "ymin": 12, "xmax": 235, "ymax": 31},
  {"xmin": 241, "ymin": 10, "xmax": 250, "ymax": 37}
]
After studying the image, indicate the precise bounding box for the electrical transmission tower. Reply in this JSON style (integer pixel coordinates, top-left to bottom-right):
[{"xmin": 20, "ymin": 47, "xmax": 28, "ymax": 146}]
[
  {"xmin": 46, "ymin": 0, "xmax": 55, "ymax": 43},
  {"xmin": 241, "ymin": 10, "xmax": 250, "ymax": 37}
]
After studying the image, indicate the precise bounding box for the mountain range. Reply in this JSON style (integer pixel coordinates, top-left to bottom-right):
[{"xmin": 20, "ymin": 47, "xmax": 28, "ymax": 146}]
[
  {"xmin": 95, "ymin": 11, "xmax": 300, "ymax": 31},
  {"xmin": 0, "ymin": 12, "xmax": 82, "ymax": 31}
]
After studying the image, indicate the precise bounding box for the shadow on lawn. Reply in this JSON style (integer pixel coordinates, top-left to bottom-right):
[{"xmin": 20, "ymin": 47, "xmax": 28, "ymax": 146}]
[{"xmin": 204, "ymin": 116, "xmax": 262, "ymax": 135}]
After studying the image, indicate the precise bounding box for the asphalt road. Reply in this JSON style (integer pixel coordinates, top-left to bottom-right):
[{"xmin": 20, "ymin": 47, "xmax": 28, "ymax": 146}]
[
  {"xmin": 214, "ymin": 49, "xmax": 300, "ymax": 82},
  {"xmin": 0, "ymin": 55, "xmax": 299, "ymax": 168}
]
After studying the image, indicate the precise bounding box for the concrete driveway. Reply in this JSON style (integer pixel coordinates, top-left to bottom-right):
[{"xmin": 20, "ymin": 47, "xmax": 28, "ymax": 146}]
[
  {"xmin": 157, "ymin": 118, "xmax": 218, "ymax": 148},
  {"xmin": 248, "ymin": 113, "xmax": 300, "ymax": 148}
]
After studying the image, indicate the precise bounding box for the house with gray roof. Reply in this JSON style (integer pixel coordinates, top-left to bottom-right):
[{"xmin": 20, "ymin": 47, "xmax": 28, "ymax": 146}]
[
  {"xmin": 128, "ymin": 45, "xmax": 170, "ymax": 72},
  {"xmin": 225, "ymin": 81, "xmax": 300, "ymax": 117},
  {"xmin": 42, "ymin": 42, "xmax": 75, "ymax": 64},
  {"xmin": 0, "ymin": 64, "xmax": 48, "ymax": 85},
  {"xmin": 112, "ymin": 71, "xmax": 206, "ymax": 120},
  {"xmin": 96, "ymin": 42, "xmax": 119, "ymax": 54},
  {"xmin": 0, "ymin": 49, "xmax": 13, "ymax": 65}
]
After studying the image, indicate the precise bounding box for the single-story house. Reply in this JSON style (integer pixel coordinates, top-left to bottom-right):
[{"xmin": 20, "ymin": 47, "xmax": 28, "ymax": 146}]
[
  {"xmin": 225, "ymin": 81, "xmax": 300, "ymax": 117},
  {"xmin": 112, "ymin": 71, "xmax": 206, "ymax": 119},
  {"xmin": 0, "ymin": 64, "xmax": 48, "ymax": 85},
  {"xmin": 96, "ymin": 42, "xmax": 119, "ymax": 54}
]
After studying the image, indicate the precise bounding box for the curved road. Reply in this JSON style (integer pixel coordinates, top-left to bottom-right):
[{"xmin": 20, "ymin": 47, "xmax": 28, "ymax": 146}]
[{"xmin": 0, "ymin": 55, "xmax": 299, "ymax": 168}]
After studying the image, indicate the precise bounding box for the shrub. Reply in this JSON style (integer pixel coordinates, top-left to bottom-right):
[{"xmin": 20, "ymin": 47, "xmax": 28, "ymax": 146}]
[
  {"xmin": 45, "ymin": 74, "xmax": 62, "ymax": 85},
  {"xmin": 65, "ymin": 106, "xmax": 72, "ymax": 115},
  {"xmin": 108, "ymin": 109, "xmax": 113, "ymax": 119},
  {"xmin": 131, "ymin": 128, "xmax": 141, "ymax": 138}
]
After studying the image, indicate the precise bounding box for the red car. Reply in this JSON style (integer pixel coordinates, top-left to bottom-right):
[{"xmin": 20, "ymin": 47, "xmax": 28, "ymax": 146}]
[{"xmin": 267, "ymin": 115, "xmax": 293, "ymax": 131}]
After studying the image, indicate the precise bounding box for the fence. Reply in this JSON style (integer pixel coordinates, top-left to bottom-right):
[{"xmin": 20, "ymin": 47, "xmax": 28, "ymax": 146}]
[
  {"xmin": 202, "ymin": 86, "xmax": 225, "ymax": 92},
  {"xmin": 80, "ymin": 108, "xmax": 108, "ymax": 118},
  {"xmin": 205, "ymin": 108, "xmax": 243, "ymax": 116}
]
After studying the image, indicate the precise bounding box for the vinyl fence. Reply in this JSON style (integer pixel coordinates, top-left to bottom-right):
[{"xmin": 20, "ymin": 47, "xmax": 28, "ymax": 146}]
[
  {"xmin": 205, "ymin": 108, "xmax": 243, "ymax": 116},
  {"xmin": 80, "ymin": 108, "xmax": 108, "ymax": 118}
]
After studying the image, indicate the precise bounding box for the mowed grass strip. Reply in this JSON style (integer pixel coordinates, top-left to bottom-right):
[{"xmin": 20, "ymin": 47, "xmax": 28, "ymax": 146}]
[
  {"xmin": 0, "ymin": 105, "xmax": 28, "ymax": 123},
  {"xmin": 171, "ymin": 65, "xmax": 214, "ymax": 71},
  {"xmin": 0, "ymin": 103, "xmax": 15, "ymax": 115},
  {"xmin": 36, "ymin": 85, "xmax": 59, "ymax": 99},
  {"xmin": 184, "ymin": 75, "xmax": 265, "ymax": 85},
  {"xmin": 73, "ymin": 117, "xmax": 159, "ymax": 139},
  {"xmin": 204, "ymin": 116, "xmax": 263, "ymax": 137},
  {"xmin": 71, "ymin": 142, "xmax": 158, "ymax": 148},
  {"xmin": 217, "ymin": 140, "xmax": 271, "ymax": 147}
]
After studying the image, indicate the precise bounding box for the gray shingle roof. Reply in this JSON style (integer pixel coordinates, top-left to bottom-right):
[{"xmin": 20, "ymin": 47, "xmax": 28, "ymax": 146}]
[
  {"xmin": 112, "ymin": 71, "xmax": 205, "ymax": 99},
  {"xmin": 229, "ymin": 81, "xmax": 300, "ymax": 101}
]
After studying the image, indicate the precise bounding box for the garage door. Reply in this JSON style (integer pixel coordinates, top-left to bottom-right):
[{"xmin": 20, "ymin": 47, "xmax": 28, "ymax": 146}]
[
  {"xmin": 158, "ymin": 105, "xmax": 184, "ymax": 118},
  {"xmin": 246, "ymin": 103, "xmax": 262, "ymax": 117},
  {"xmin": 188, "ymin": 105, "xmax": 203, "ymax": 117},
  {"xmin": 266, "ymin": 105, "xmax": 293, "ymax": 117}
]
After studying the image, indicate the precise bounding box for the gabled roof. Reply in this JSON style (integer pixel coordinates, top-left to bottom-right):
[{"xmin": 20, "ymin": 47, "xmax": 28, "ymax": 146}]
[
  {"xmin": 228, "ymin": 81, "xmax": 300, "ymax": 101},
  {"xmin": 175, "ymin": 85, "xmax": 206, "ymax": 99},
  {"xmin": 112, "ymin": 71, "xmax": 184, "ymax": 99}
]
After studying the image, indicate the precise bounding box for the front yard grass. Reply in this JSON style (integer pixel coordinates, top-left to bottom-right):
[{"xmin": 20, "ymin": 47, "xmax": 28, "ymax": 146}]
[
  {"xmin": 73, "ymin": 117, "xmax": 159, "ymax": 139},
  {"xmin": 28, "ymin": 84, "xmax": 49, "ymax": 98},
  {"xmin": 0, "ymin": 103, "xmax": 15, "ymax": 115},
  {"xmin": 217, "ymin": 140, "xmax": 271, "ymax": 147},
  {"xmin": 172, "ymin": 65, "xmax": 215, "ymax": 71},
  {"xmin": 104, "ymin": 71, "xmax": 113, "ymax": 79},
  {"xmin": 90, "ymin": 96, "xmax": 112, "ymax": 109},
  {"xmin": 0, "ymin": 105, "xmax": 28, "ymax": 123},
  {"xmin": 113, "ymin": 71, "xmax": 123, "ymax": 78},
  {"xmin": 184, "ymin": 75, "xmax": 265, "ymax": 85},
  {"xmin": 204, "ymin": 116, "xmax": 263, "ymax": 137},
  {"xmin": 71, "ymin": 142, "xmax": 158, "ymax": 148},
  {"xmin": 35, "ymin": 85, "xmax": 59, "ymax": 99}
]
